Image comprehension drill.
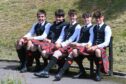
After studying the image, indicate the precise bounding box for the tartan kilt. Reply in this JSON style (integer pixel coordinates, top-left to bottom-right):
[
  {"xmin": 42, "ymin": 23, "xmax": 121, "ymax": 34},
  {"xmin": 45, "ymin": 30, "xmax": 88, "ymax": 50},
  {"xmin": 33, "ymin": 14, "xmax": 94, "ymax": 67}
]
[
  {"xmin": 75, "ymin": 46, "xmax": 89, "ymax": 55},
  {"xmin": 31, "ymin": 39, "xmax": 45, "ymax": 46},
  {"xmin": 98, "ymin": 48, "xmax": 109, "ymax": 74},
  {"xmin": 40, "ymin": 42, "xmax": 57, "ymax": 55},
  {"xmin": 59, "ymin": 46, "xmax": 73, "ymax": 55}
]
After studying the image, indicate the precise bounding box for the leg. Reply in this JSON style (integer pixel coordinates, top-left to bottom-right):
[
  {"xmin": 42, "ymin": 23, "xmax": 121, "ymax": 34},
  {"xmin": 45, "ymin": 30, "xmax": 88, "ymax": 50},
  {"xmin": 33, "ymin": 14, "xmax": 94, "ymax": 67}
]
[
  {"xmin": 57, "ymin": 57, "xmax": 66, "ymax": 72},
  {"xmin": 34, "ymin": 50, "xmax": 62, "ymax": 78},
  {"xmin": 26, "ymin": 50, "xmax": 34, "ymax": 66},
  {"xmin": 38, "ymin": 45, "xmax": 49, "ymax": 68},
  {"xmin": 16, "ymin": 46, "xmax": 26, "ymax": 69},
  {"xmin": 72, "ymin": 49, "xmax": 87, "ymax": 78},
  {"xmin": 33, "ymin": 50, "xmax": 41, "ymax": 71},
  {"xmin": 20, "ymin": 40, "xmax": 36, "ymax": 73},
  {"xmin": 55, "ymin": 52, "xmax": 73, "ymax": 81},
  {"xmin": 40, "ymin": 50, "xmax": 49, "ymax": 69},
  {"xmin": 16, "ymin": 41, "xmax": 28, "ymax": 72},
  {"xmin": 27, "ymin": 41, "xmax": 41, "ymax": 71},
  {"xmin": 94, "ymin": 48, "xmax": 102, "ymax": 81},
  {"xmin": 73, "ymin": 56, "xmax": 87, "ymax": 78}
]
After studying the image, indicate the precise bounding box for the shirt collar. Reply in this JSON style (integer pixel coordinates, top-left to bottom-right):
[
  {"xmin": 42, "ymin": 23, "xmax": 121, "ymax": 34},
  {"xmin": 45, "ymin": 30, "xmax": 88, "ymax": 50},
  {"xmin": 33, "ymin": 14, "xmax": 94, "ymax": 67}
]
[
  {"xmin": 39, "ymin": 21, "xmax": 46, "ymax": 26},
  {"xmin": 71, "ymin": 21, "xmax": 77, "ymax": 25},
  {"xmin": 98, "ymin": 22, "xmax": 104, "ymax": 28},
  {"xmin": 85, "ymin": 23, "xmax": 92, "ymax": 28}
]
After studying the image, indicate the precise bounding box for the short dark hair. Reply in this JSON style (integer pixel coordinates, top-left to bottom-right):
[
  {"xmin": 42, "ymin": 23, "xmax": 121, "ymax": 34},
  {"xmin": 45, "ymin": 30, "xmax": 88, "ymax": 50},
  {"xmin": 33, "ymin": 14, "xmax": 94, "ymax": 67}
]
[
  {"xmin": 68, "ymin": 9, "xmax": 77, "ymax": 16},
  {"xmin": 55, "ymin": 9, "xmax": 65, "ymax": 17},
  {"xmin": 93, "ymin": 11, "xmax": 104, "ymax": 18},
  {"xmin": 82, "ymin": 12, "xmax": 92, "ymax": 18},
  {"xmin": 37, "ymin": 9, "xmax": 46, "ymax": 16}
]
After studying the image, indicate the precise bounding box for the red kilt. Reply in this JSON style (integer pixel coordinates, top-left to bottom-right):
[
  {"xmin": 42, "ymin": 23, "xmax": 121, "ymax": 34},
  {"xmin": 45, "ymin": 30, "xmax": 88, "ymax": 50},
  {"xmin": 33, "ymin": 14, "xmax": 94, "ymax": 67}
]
[
  {"xmin": 39, "ymin": 42, "xmax": 57, "ymax": 55},
  {"xmin": 31, "ymin": 39, "xmax": 45, "ymax": 46},
  {"xmin": 31, "ymin": 39, "xmax": 57, "ymax": 55},
  {"xmin": 99, "ymin": 48, "xmax": 109, "ymax": 74},
  {"xmin": 76, "ymin": 46, "xmax": 109, "ymax": 74},
  {"xmin": 59, "ymin": 46, "xmax": 73, "ymax": 55},
  {"xmin": 75, "ymin": 46, "xmax": 89, "ymax": 55}
]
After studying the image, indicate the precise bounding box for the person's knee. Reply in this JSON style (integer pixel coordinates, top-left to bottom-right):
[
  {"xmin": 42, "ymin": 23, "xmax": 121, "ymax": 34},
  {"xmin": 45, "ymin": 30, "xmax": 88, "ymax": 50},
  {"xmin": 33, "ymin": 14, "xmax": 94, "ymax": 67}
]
[
  {"xmin": 27, "ymin": 41, "xmax": 33, "ymax": 50},
  {"xmin": 41, "ymin": 50, "xmax": 49, "ymax": 59},
  {"xmin": 95, "ymin": 49, "xmax": 101, "ymax": 57},
  {"xmin": 53, "ymin": 50, "xmax": 62, "ymax": 59},
  {"xmin": 72, "ymin": 49, "xmax": 78, "ymax": 57},
  {"xmin": 68, "ymin": 52, "xmax": 73, "ymax": 58}
]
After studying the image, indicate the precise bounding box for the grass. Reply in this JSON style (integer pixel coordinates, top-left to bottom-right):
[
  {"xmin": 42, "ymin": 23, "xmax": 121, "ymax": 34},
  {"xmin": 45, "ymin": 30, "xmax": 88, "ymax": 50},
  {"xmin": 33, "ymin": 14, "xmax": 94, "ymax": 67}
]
[
  {"xmin": 0, "ymin": 73, "xmax": 25, "ymax": 84},
  {"xmin": 1, "ymin": 78, "xmax": 22, "ymax": 84},
  {"xmin": 0, "ymin": 0, "xmax": 126, "ymax": 72}
]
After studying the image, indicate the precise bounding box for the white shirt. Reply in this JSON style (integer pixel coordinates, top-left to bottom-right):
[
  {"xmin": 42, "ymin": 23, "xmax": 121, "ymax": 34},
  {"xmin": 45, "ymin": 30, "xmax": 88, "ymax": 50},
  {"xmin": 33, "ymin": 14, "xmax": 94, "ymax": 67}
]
[
  {"xmin": 92, "ymin": 22, "xmax": 112, "ymax": 48},
  {"xmin": 24, "ymin": 21, "xmax": 52, "ymax": 40},
  {"xmin": 78, "ymin": 23, "xmax": 94, "ymax": 47},
  {"xmin": 60, "ymin": 21, "xmax": 81, "ymax": 47}
]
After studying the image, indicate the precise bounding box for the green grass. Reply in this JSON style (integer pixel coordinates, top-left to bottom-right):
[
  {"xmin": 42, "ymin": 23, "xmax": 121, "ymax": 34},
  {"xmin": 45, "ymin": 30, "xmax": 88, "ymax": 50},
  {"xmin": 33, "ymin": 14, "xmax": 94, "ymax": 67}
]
[
  {"xmin": 0, "ymin": 74, "xmax": 25, "ymax": 84},
  {"xmin": 0, "ymin": 0, "xmax": 126, "ymax": 72},
  {"xmin": 1, "ymin": 78, "xmax": 22, "ymax": 84}
]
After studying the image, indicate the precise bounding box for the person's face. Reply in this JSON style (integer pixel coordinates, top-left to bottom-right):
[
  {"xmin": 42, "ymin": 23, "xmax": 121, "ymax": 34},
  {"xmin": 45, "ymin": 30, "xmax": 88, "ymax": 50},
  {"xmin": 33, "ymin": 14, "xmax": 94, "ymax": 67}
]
[
  {"xmin": 37, "ymin": 13, "xmax": 46, "ymax": 23},
  {"xmin": 83, "ymin": 17, "xmax": 92, "ymax": 25},
  {"xmin": 95, "ymin": 16, "xmax": 104, "ymax": 24},
  {"xmin": 69, "ymin": 14, "xmax": 77, "ymax": 23},
  {"xmin": 55, "ymin": 16, "xmax": 64, "ymax": 23}
]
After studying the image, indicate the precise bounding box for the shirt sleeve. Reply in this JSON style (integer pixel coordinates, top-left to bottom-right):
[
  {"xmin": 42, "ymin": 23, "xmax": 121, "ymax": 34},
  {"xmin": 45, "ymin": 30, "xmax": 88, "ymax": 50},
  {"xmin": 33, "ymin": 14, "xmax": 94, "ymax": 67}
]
[
  {"xmin": 33, "ymin": 23, "xmax": 52, "ymax": 40},
  {"xmin": 61, "ymin": 24, "xmax": 81, "ymax": 47},
  {"xmin": 55, "ymin": 26, "xmax": 66, "ymax": 44},
  {"xmin": 23, "ymin": 23, "xmax": 36, "ymax": 37},
  {"xmin": 75, "ymin": 25, "xmax": 81, "ymax": 42},
  {"xmin": 87, "ymin": 26, "xmax": 94, "ymax": 46},
  {"xmin": 97, "ymin": 25, "xmax": 112, "ymax": 48}
]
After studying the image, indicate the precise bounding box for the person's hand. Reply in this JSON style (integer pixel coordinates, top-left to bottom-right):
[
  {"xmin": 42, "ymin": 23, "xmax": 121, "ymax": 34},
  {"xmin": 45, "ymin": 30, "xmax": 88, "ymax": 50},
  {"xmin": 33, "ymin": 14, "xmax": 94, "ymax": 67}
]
[
  {"xmin": 55, "ymin": 43, "xmax": 61, "ymax": 48},
  {"xmin": 76, "ymin": 43, "xmax": 82, "ymax": 46},
  {"xmin": 19, "ymin": 38, "xmax": 25, "ymax": 45},
  {"xmin": 43, "ymin": 38, "xmax": 51, "ymax": 43},
  {"xmin": 69, "ymin": 42, "xmax": 77, "ymax": 48},
  {"xmin": 87, "ymin": 45, "xmax": 98, "ymax": 52},
  {"xmin": 85, "ymin": 44, "xmax": 91, "ymax": 49}
]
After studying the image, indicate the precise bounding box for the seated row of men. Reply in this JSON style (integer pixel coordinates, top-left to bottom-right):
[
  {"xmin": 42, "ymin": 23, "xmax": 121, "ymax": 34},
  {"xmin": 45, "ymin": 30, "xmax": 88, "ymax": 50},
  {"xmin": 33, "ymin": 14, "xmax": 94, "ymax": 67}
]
[{"xmin": 16, "ymin": 9, "xmax": 112, "ymax": 81}]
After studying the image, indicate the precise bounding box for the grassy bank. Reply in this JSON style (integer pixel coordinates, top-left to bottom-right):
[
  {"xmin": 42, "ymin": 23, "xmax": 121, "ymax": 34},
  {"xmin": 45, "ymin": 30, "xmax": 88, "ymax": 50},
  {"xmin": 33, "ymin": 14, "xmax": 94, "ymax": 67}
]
[{"xmin": 0, "ymin": 0, "xmax": 126, "ymax": 72}]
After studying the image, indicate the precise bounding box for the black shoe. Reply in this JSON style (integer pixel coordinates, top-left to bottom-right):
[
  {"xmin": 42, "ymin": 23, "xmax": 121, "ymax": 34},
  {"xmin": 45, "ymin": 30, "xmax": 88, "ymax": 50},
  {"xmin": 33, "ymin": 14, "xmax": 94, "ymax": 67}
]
[
  {"xmin": 20, "ymin": 67, "xmax": 27, "ymax": 73},
  {"xmin": 73, "ymin": 71, "xmax": 87, "ymax": 78},
  {"xmin": 55, "ymin": 74, "xmax": 62, "ymax": 81},
  {"xmin": 95, "ymin": 75, "xmax": 101, "ymax": 81},
  {"xmin": 34, "ymin": 71, "xmax": 49, "ymax": 78}
]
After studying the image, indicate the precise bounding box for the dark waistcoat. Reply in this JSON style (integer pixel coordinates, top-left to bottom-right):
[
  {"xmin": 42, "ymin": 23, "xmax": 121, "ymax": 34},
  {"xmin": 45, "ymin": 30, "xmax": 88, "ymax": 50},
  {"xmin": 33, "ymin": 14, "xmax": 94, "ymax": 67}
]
[
  {"xmin": 93, "ymin": 24, "xmax": 107, "ymax": 45},
  {"xmin": 63, "ymin": 23, "xmax": 78, "ymax": 41},
  {"xmin": 78, "ymin": 25, "xmax": 93, "ymax": 43},
  {"xmin": 34, "ymin": 21, "xmax": 47, "ymax": 36},
  {"xmin": 48, "ymin": 21, "xmax": 67, "ymax": 43}
]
